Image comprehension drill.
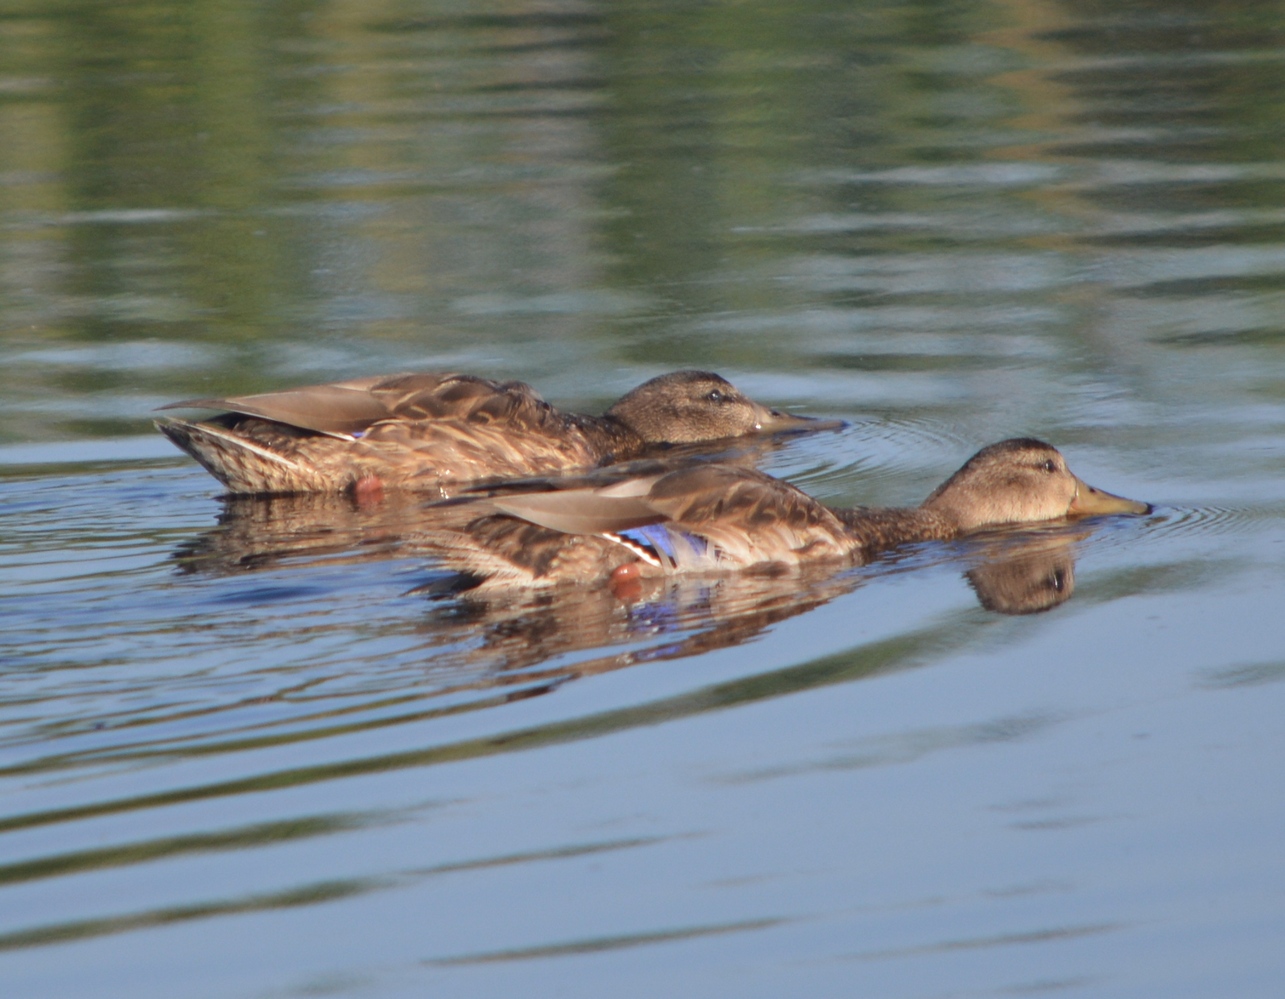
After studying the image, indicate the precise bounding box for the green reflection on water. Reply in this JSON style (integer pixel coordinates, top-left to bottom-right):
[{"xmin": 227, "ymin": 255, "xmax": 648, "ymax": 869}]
[
  {"xmin": 0, "ymin": 833, "xmax": 671, "ymax": 951},
  {"xmin": 0, "ymin": 877, "xmax": 381, "ymax": 952},
  {"xmin": 425, "ymin": 916, "xmax": 785, "ymax": 965},
  {"xmin": 0, "ymin": 605, "xmax": 976, "ymax": 835},
  {"xmin": 3, "ymin": 0, "xmax": 1284, "ymax": 444},
  {"xmin": 0, "ymin": 811, "xmax": 383, "ymax": 887}
]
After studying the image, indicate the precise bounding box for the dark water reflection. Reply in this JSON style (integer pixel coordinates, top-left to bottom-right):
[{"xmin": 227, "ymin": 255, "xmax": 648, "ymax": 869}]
[{"xmin": 3, "ymin": 0, "xmax": 1285, "ymax": 996}]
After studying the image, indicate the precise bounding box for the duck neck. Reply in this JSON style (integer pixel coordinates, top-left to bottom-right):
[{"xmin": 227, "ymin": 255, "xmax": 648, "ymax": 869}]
[
  {"xmin": 833, "ymin": 505, "xmax": 960, "ymax": 555},
  {"xmin": 571, "ymin": 413, "xmax": 649, "ymax": 462}
]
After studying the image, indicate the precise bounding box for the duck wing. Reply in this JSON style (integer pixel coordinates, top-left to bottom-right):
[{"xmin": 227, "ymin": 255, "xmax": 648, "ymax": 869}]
[
  {"xmin": 158, "ymin": 372, "xmax": 555, "ymax": 438},
  {"xmin": 490, "ymin": 464, "xmax": 855, "ymax": 568},
  {"xmin": 491, "ymin": 474, "xmax": 667, "ymax": 534},
  {"xmin": 643, "ymin": 465, "xmax": 854, "ymax": 564}
]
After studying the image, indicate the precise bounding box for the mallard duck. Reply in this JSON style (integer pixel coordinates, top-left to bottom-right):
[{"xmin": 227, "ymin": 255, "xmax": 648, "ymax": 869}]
[
  {"xmin": 422, "ymin": 438, "xmax": 1150, "ymax": 588},
  {"xmin": 155, "ymin": 370, "xmax": 826, "ymax": 496}
]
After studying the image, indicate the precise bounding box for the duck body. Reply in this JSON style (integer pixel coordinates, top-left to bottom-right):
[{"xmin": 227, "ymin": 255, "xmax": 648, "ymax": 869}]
[
  {"xmin": 156, "ymin": 370, "xmax": 821, "ymax": 496},
  {"xmin": 426, "ymin": 439, "xmax": 1150, "ymax": 588}
]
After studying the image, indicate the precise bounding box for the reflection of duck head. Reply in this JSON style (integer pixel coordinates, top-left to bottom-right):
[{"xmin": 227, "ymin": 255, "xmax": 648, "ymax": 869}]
[
  {"xmin": 425, "ymin": 438, "xmax": 1149, "ymax": 587},
  {"xmin": 963, "ymin": 531, "xmax": 1082, "ymax": 615},
  {"xmin": 155, "ymin": 370, "xmax": 829, "ymax": 495}
]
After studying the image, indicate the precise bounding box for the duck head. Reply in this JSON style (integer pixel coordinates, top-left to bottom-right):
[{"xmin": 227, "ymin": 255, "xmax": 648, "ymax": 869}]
[
  {"xmin": 605, "ymin": 370, "xmax": 823, "ymax": 444},
  {"xmin": 922, "ymin": 438, "xmax": 1151, "ymax": 531}
]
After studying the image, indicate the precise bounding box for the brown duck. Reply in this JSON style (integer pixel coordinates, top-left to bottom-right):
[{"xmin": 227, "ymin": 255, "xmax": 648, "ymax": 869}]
[
  {"xmin": 155, "ymin": 369, "xmax": 824, "ymax": 496},
  {"xmin": 422, "ymin": 438, "xmax": 1151, "ymax": 587}
]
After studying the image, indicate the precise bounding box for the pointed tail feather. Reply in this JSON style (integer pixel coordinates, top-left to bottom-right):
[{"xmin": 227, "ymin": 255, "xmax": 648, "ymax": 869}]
[{"xmin": 155, "ymin": 418, "xmax": 314, "ymax": 493}]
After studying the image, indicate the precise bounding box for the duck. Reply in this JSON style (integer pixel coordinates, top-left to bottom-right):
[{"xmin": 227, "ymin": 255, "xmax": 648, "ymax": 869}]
[
  {"xmin": 155, "ymin": 369, "xmax": 826, "ymax": 496},
  {"xmin": 420, "ymin": 438, "xmax": 1150, "ymax": 589}
]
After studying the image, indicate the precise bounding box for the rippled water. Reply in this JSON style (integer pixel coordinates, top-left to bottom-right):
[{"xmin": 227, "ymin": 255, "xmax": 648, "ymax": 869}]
[{"xmin": 3, "ymin": 2, "xmax": 1285, "ymax": 997}]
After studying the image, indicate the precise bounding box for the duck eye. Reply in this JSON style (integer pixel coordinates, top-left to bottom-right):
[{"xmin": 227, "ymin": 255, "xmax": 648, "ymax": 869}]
[
  {"xmin": 706, "ymin": 389, "xmax": 724, "ymax": 403},
  {"xmin": 1041, "ymin": 459, "xmax": 1057, "ymax": 473}
]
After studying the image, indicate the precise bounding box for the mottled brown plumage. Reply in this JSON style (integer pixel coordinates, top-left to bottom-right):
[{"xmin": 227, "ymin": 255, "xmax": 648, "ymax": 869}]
[
  {"xmin": 421, "ymin": 438, "xmax": 1150, "ymax": 586},
  {"xmin": 155, "ymin": 370, "xmax": 826, "ymax": 496},
  {"xmin": 170, "ymin": 476, "xmax": 1087, "ymax": 618}
]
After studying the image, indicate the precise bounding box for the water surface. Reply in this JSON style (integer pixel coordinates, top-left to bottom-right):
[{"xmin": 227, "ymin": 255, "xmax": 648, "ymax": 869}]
[{"xmin": 2, "ymin": 1, "xmax": 1284, "ymax": 996}]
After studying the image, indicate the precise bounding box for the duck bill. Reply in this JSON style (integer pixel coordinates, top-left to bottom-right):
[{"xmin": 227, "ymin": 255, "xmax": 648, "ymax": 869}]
[
  {"xmin": 753, "ymin": 405, "xmax": 847, "ymax": 434},
  {"xmin": 1068, "ymin": 477, "xmax": 1152, "ymax": 518}
]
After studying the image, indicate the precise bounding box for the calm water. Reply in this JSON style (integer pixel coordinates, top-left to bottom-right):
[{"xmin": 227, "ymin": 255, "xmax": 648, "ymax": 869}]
[{"xmin": 3, "ymin": 1, "xmax": 1285, "ymax": 996}]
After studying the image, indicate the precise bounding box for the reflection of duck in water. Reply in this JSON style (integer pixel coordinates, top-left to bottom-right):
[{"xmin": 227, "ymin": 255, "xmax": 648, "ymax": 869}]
[
  {"xmin": 170, "ymin": 491, "xmax": 432, "ymax": 573},
  {"xmin": 155, "ymin": 370, "xmax": 826, "ymax": 496},
  {"xmin": 963, "ymin": 532, "xmax": 1081, "ymax": 615},
  {"xmin": 164, "ymin": 443, "xmax": 1135, "ymax": 723},
  {"xmin": 425, "ymin": 439, "xmax": 1150, "ymax": 589},
  {"xmin": 423, "ymin": 568, "xmax": 863, "ymax": 679}
]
